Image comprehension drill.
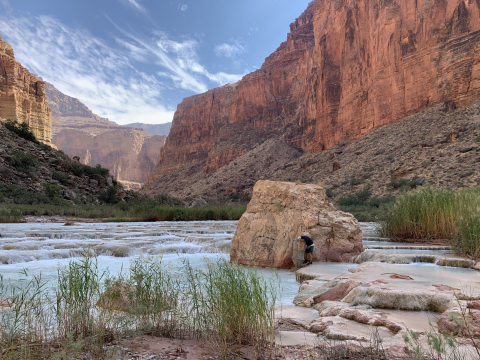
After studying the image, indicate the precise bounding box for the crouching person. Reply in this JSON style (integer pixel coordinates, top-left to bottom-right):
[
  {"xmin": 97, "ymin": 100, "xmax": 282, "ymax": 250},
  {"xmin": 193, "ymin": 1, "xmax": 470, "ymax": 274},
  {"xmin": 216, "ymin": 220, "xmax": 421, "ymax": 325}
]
[{"xmin": 298, "ymin": 235, "xmax": 314, "ymax": 265}]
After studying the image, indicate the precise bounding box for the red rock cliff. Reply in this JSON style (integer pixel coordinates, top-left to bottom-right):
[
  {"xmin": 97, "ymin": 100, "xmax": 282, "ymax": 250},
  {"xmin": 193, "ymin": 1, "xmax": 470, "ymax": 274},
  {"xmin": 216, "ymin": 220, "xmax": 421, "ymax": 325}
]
[
  {"xmin": 145, "ymin": 0, "xmax": 480, "ymax": 192},
  {"xmin": 0, "ymin": 34, "xmax": 52, "ymax": 145}
]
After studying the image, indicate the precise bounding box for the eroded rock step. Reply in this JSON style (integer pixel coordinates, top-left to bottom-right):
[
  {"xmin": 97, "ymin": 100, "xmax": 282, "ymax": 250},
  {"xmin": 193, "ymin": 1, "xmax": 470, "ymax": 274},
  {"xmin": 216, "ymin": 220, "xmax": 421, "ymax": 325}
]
[{"xmin": 279, "ymin": 259, "xmax": 480, "ymax": 359}]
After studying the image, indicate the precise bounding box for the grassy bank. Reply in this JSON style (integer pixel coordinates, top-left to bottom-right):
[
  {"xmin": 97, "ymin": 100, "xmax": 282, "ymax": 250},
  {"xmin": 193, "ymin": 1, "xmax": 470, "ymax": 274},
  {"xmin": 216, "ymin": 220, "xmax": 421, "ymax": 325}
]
[
  {"xmin": 0, "ymin": 253, "xmax": 276, "ymax": 359},
  {"xmin": 0, "ymin": 183, "xmax": 246, "ymax": 222},
  {"xmin": 381, "ymin": 187, "xmax": 480, "ymax": 257},
  {"xmin": 335, "ymin": 189, "xmax": 396, "ymax": 222},
  {"xmin": 3, "ymin": 202, "xmax": 246, "ymax": 222}
]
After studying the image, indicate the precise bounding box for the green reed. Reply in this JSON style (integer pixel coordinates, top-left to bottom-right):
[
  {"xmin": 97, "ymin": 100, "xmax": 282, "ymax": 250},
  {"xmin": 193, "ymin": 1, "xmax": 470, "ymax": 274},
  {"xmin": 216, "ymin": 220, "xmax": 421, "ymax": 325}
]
[
  {"xmin": 381, "ymin": 187, "xmax": 480, "ymax": 257},
  {"xmin": 0, "ymin": 253, "xmax": 276, "ymax": 359},
  {"xmin": 0, "ymin": 207, "xmax": 22, "ymax": 223},
  {"xmin": 2, "ymin": 203, "xmax": 246, "ymax": 222}
]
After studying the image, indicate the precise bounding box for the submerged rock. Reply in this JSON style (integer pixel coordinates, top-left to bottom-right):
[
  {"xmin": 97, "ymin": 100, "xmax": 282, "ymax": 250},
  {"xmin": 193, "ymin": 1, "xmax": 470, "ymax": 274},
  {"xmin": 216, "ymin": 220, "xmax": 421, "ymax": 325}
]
[{"xmin": 230, "ymin": 181, "xmax": 363, "ymax": 268}]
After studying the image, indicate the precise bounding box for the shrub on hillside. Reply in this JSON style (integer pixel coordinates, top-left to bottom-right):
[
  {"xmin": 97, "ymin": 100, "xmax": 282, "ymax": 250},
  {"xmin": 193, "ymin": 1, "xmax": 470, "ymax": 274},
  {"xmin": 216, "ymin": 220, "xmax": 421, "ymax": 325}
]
[
  {"xmin": 387, "ymin": 176, "xmax": 423, "ymax": 190},
  {"xmin": 154, "ymin": 194, "xmax": 184, "ymax": 207},
  {"xmin": 9, "ymin": 150, "xmax": 40, "ymax": 176},
  {"xmin": 67, "ymin": 163, "xmax": 110, "ymax": 178},
  {"xmin": 52, "ymin": 170, "xmax": 69, "ymax": 185},
  {"xmin": 99, "ymin": 186, "xmax": 121, "ymax": 204},
  {"xmin": 3, "ymin": 119, "xmax": 39, "ymax": 143},
  {"xmin": 337, "ymin": 191, "xmax": 395, "ymax": 222},
  {"xmin": 43, "ymin": 183, "xmax": 62, "ymax": 199}
]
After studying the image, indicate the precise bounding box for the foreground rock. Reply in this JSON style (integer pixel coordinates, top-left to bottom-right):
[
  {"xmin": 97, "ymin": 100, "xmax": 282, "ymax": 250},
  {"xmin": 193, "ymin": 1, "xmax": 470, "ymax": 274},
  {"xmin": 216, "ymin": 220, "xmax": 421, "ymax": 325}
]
[{"xmin": 230, "ymin": 181, "xmax": 363, "ymax": 268}]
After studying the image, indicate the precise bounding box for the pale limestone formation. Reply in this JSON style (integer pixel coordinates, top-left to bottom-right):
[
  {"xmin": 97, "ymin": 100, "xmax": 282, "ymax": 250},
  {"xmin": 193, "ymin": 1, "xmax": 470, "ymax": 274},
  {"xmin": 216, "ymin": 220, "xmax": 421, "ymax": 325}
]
[
  {"xmin": 0, "ymin": 34, "xmax": 52, "ymax": 144},
  {"xmin": 230, "ymin": 181, "xmax": 363, "ymax": 268}
]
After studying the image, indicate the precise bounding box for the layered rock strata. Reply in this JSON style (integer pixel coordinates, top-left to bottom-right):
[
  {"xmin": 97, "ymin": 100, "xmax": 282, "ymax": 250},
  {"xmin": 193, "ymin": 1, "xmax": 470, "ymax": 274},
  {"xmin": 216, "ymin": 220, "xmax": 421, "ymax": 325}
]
[
  {"xmin": 46, "ymin": 82, "xmax": 167, "ymax": 184},
  {"xmin": 145, "ymin": 0, "xmax": 480, "ymax": 198},
  {"xmin": 230, "ymin": 181, "xmax": 363, "ymax": 268},
  {"xmin": 45, "ymin": 82, "xmax": 117, "ymax": 137},
  {"xmin": 53, "ymin": 128, "xmax": 166, "ymax": 184},
  {"xmin": 0, "ymin": 35, "xmax": 52, "ymax": 145}
]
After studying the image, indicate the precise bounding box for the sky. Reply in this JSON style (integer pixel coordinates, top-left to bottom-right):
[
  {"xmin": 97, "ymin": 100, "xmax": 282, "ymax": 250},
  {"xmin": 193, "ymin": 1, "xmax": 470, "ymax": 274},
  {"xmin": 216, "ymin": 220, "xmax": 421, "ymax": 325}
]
[{"xmin": 0, "ymin": 0, "xmax": 311, "ymax": 125}]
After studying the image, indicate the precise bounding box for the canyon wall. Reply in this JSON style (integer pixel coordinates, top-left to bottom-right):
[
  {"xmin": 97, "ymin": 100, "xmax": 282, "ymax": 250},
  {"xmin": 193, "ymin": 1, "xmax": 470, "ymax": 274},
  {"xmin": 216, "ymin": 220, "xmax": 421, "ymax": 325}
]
[
  {"xmin": 145, "ymin": 0, "xmax": 480, "ymax": 196},
  {"xmin": 53, "ymin": 128, "xmax": 166, "ymax": 183},
  {"xmin": 123, "ymin": 122, "xmax": 172, "ymax": 136},
  {"xmin": 0, "ymin": 34, "xmax": 52, "ymax": 144},
  {"xmin": 47, "ymin": 82, "xmax": 167, "ymax": 184},
  {"xmin": 46, "ymin": 82, "xmax": 118, "ymax": 137}
]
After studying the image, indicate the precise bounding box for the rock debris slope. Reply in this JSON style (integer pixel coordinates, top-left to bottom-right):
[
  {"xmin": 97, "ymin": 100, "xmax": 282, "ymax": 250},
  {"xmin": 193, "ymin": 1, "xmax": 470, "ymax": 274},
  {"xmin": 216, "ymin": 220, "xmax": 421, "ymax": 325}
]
[
  {"xmin": 0, "ymin": 35, "xmax": 52, "ymax": 145},
  {"xmin": 0, "ymin": 122, "xmax": 117, "ymax": 203},
  {"xmin": 144, "ymin": 0, "xmax": 480, "ymax": 199}
]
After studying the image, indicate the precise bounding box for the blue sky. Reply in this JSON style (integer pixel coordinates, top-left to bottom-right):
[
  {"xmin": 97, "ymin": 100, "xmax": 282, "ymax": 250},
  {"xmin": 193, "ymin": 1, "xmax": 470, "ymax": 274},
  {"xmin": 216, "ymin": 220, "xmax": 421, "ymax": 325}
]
[{"xmin": 0, "ymin": 0, "xmax": 311, "ymax": 124}]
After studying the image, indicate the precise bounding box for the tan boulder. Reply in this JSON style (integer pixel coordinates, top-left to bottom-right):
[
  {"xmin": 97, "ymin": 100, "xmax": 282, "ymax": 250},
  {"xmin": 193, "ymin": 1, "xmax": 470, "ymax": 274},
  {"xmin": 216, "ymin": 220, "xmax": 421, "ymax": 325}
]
[{"xmin": 230, "ymin": 181, "xmax": 363, "ymax": 268}]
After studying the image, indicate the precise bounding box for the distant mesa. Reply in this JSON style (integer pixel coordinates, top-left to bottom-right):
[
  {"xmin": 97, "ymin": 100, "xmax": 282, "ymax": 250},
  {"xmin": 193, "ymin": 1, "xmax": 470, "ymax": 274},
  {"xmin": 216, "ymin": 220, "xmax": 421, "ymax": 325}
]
[{"xmin": 123, "ymin": 122, "xmax": 172, "ymax": 136}]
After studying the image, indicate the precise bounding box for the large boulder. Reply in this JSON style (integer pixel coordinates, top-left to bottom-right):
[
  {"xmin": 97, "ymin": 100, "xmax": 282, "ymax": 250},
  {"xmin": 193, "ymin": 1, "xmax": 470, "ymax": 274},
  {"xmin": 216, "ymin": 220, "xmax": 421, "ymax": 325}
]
[{"xmin": 230, "ymin": 181, "xmax": 363, "ymax": 268}]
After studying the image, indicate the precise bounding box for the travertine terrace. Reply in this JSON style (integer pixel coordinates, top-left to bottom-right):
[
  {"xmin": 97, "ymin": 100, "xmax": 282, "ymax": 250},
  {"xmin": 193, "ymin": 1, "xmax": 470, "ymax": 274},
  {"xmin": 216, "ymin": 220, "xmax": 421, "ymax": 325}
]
[{"xmin": 0, "ymin": 34, "xmax": 52, "ymax": 145}]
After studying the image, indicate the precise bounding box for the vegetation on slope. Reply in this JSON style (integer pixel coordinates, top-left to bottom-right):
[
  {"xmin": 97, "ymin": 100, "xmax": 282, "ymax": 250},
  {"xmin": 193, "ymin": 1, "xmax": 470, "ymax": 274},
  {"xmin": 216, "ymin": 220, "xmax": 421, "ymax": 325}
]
[{"xmin": 0, "ymin": 121, "xmax": 246, "ymax": 222}]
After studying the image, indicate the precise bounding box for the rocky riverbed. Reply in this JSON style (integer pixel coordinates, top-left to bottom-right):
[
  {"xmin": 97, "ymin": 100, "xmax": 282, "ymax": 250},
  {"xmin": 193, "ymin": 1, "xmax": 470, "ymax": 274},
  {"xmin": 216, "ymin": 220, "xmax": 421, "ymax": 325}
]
[{"xmin": 0, "ymin": 221, "xmax": 479, "ymax": 358}]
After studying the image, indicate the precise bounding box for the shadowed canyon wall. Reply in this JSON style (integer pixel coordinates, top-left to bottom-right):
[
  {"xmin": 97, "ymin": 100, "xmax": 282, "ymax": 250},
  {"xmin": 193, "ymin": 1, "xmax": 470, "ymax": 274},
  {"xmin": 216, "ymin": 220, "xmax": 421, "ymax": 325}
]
[
  {"xmin": 145, "ymin": 0, "xmax": 480, "ymax": 196},
  {"xmin": 47, "ymin": 82, "xmax": 167, "ymax": 184},
  {"xmin": 0, "ymin": 34, "xmax": 52, "ymax": 145},
  {"xmin": 53, "ymin": 128, "xmax": 166, "ymax": 183}
]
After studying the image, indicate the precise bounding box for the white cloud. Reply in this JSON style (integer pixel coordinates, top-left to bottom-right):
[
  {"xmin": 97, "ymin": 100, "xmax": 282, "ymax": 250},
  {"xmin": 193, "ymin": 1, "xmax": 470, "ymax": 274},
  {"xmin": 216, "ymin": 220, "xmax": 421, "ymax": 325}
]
[
  {"xmin": 214, "ymin": 40, "xmax": 247, "ymax": 58},
  {"xmin": 115, "ymin": 38, "xmax": 149, "ymax": 62},
  {"xmin": 119, "ymin": 0, "xmax": 147, "ymax": 14},
  {"xmin": 179, "ymin": 4, "xmax": 188, "ymax": 11},
  {"xmin": 0, "ymin": 14, "xmax": 245, "ymax": 124},
  {"xmin": 0, "ymin": 15, "xmax": 173, "ymax": 124},
  {"xmin": 248, "ymin": 25, "xmax": 259, "ymax": 36},
  {"xmin": 111, "ymin": 23, "xmax": 245, "ymax": 91}
]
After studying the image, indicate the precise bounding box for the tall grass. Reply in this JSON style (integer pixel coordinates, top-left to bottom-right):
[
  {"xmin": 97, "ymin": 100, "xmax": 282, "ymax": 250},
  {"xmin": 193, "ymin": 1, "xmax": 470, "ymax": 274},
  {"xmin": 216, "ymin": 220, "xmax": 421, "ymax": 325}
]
[
  {"xmin": 0, "ymin": 207, "xmax": 22, "ymax": 223},
  {"xmin": 381, "ymin": 187, "xmax": 480, "ymax": 257},
  {"xmin": 2, "ymin": 203, "xmax": 246, "ymax": 222},
  {"xmin": 0, "ymin": 253, "xmax": 276, "ymax": 359},
  {"xmin": 456, "ymin": 214, "xmax": 480, "ymax": 258}
]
